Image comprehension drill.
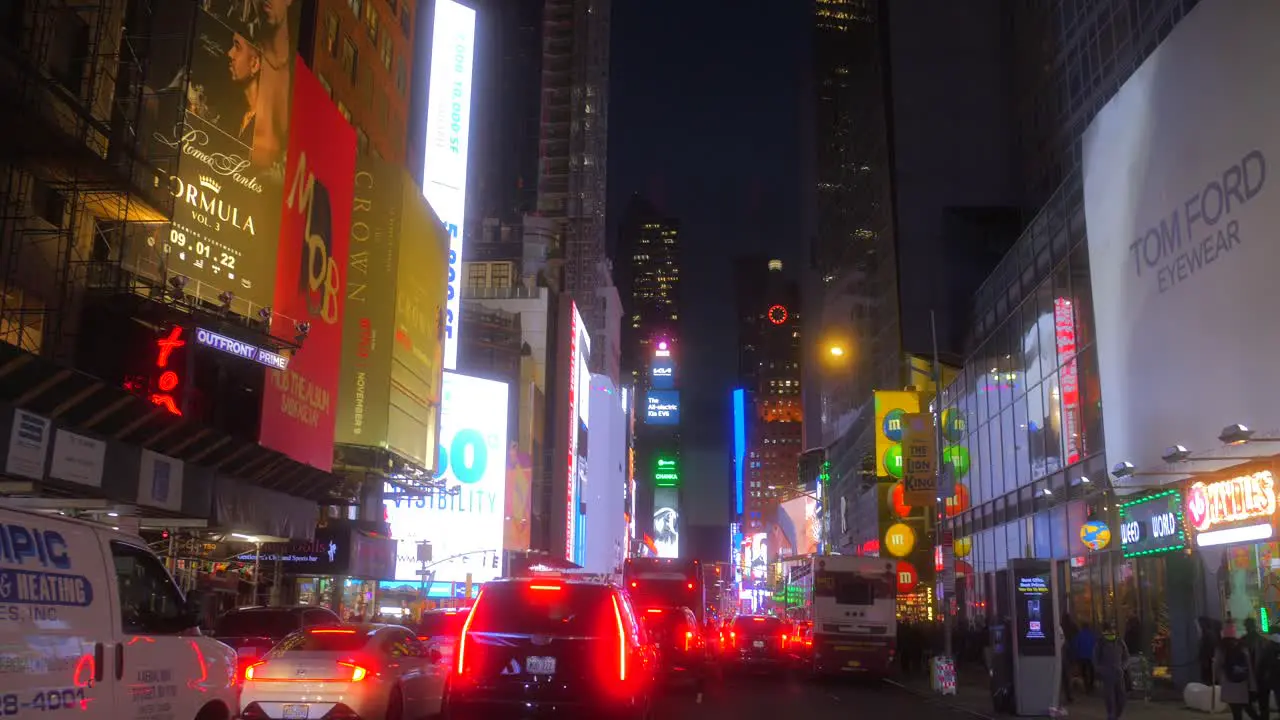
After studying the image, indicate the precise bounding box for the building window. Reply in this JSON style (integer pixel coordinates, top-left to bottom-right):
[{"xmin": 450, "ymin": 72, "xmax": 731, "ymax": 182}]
[
  {"xmin": 336, "ymin": 100, "xmax": 352, "ymax": 124},
  {"xmin": 467, "ymin": 264, "xmax": 487, "ymax": 289},
  {"xmin": 324, "ymin": 11, "xmax": 340, "ymax": 57},
  {"xmin": 381, "ymin": 36, "xmax": 393, "ymax": 72},
  {"xmin": 401, "ymin": 7, "xmax": 412, "ymax": 35},
  {"xmin": 364, "ymin": 2, "xmax": 380, "ymax": 45},
  {"xmin": 317, "ymin": 73, "xmax": 333, "ymax": 98},
  {"xmin": 347, "ymin": 0, "xmax": 363, "ymax": 19},
  {"xmin": 356, "ymin": 127, "xmax": 369, "ymax": 155},
  {"xmin": 340, "ymin": 36, "xmax": 358, "ymax": 84},
  {"xmin": 395, "ymin": 56, "xmax": 408, "ymax": 95},
  {"xmin": 491, "ymin": 264, "xmax": 511, "ymax": 288}
]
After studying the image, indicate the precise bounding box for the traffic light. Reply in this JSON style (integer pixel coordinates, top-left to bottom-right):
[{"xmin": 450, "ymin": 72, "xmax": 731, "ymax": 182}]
[{"xmin": 492, "ymin": 553, "xmax": 499, "ymax": 569}]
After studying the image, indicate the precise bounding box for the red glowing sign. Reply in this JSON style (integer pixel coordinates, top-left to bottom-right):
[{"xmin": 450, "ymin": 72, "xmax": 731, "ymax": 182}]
[
  {"xmin": 151, "ymin": 326, "xmax": 185, "ymax": 416},
  {"xmin": 896, "ymin": 561, "xmax": 918, "ymax": 594},
  {"xmin": 767, "ymin": 304, "xmax": 788, "ymax": 325},
  {"xmin": 1054, "ymin": 298, "xmax": 1080, "ymax": 464}
]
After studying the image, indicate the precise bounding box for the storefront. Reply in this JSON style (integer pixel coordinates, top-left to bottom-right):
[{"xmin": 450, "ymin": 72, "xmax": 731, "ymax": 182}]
[{"xmin": 238, "ymin": 524, "xmax": 396, "ymax": 619}]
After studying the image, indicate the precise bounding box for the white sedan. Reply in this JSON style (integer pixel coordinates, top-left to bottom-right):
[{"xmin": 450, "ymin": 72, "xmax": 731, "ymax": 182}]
[{"xmin": 240, "ymin": 624, "xmax": 447, "ymax": 720}]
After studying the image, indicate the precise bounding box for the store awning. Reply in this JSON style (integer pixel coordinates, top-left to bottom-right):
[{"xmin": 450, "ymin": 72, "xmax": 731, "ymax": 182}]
[{"xmin": 0, "ymin": 342, "xmax": 347, "ymax": 503}]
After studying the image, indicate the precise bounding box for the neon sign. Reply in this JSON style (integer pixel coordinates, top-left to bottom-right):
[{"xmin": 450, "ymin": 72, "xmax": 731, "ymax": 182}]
[
  {"xmin": 565, "ymin": 303, "xmax": 580, "ymax": 562},
  {"xmin": 1187, "ymin": 470, "xmax": 1277, "ymax": 533},
  {"xmin": 767, "ymin": 304, "xmax": 788, "ymax": 325},
  {"xmin": 1054, "ymin": 298, "xmax": 1081, "ymax": 464},
  {"xmin": 151, "ymin": 326, "xmax": 185, "ymax": 416}
]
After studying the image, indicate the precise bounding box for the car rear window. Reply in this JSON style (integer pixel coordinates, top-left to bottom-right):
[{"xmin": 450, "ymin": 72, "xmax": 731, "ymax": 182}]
[
  {"xmin": 269, "ymin": 629, "xmax": 372, "ymax": 654},
  {"xmin": 733, "ymin": 616, "xmax": 782, "ymax": 633},
  {"xmin": 214, "ymin": 610, "xmax": 301, "ymax": 638},
  {"xmin": 469, "ymin": 582, "xmax": 612, "ymax": 635},
  {"xmin": 418, "ymin": 612, "xmax": 466, "ymax": 637}
]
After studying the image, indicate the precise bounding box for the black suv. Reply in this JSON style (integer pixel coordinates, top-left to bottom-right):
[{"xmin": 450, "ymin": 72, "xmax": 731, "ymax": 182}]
[
  {"xmin": 444, "ymin": 577, "xmax": 656, "ymax": 719},
  {"xmin": 725, "ymin": 615, "xmax": 791, "ymax": 672},
  {"xmin": 211, "ymin": 604, "xmax": 341, "ymax": 680},
  {"xmin": 639, "ymin": 605, "xmax": 708, "ymax": 688}
]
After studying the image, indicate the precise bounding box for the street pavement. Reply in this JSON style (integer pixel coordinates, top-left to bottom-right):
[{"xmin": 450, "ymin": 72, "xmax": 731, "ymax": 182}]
[{"xmin": 653, "ymin": 670, "xmax": 990, "ymax": 720}]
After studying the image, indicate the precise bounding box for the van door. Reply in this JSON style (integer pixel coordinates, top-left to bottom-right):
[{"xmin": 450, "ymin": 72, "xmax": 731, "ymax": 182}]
[
  {"xmin": 0, "ymin": 514, "xmax": 114, "ymax": 715},
  {"xmin": 106, "ymin": 539, "xmax": 213, "ymax": 720}
]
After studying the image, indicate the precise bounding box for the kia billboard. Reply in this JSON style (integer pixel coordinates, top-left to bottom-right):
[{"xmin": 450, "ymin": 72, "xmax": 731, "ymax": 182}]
[
  {"xmin": 1082, "ymin": 0, "xmax": 1280, "ymax": 485},
  {"xmin": 422, "ymin": 0, "xmax": 477, "ymax": 371},
  {"xmin": 384, "ymin": 372, "xmax": 508, "ymax": 585},
  {"xmin": 259, "ymin": 62, "xmax": 356, "ymax": 471},
  {"xmin": 130, "ymin": 0, "xmax": 302, "ymax": 315}
]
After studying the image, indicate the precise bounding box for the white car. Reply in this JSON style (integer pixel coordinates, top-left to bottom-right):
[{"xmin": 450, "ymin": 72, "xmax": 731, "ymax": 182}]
[{"xmin": 240, "ymin": 624, "xmax": 447, "ymax": 720}]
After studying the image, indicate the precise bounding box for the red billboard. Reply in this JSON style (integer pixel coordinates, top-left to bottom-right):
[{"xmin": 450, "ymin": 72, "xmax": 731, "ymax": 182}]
[{"xmin": 259, "ymin": 61, "xmax": 357, "ymax": 471}]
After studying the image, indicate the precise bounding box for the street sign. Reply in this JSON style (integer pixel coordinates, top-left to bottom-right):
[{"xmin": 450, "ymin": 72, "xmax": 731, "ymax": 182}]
[{"xmin": 902, "ymin": 412, "xmax": 937, "ymax": 506}]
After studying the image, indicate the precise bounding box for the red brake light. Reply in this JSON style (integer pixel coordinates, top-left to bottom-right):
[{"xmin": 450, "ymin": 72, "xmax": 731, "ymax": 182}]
[
  {"xmin": 529, "ymin": 584, "xmax": 562, "ymax": 591},
  {"xmin": 684, "ymin": 630, "xmax": 692, "ymax": 651},
  {"xmin": 645, "ymin": 608, "xmax": 664, "ymax": 614},
  {"xmin": 456, "ymin": 590, "xmax": 483, "ymax": 676},
  {"xmin": 338, "ymin": 661, "xmax": 368, "ymax": 682},
  {"xmin": 310, "ymin": 628, "xmax": 356, "ymax": 635},
  {"xmin": 753, "ymin": 617, "xmax": 765, "ymax": 622},
  {"xmin": 630, "ymin": 581, "xmax": 638, "ymax": 588},
  {"xmin": 687, "ymin": 582, "xmax": 694, "ymax": 590},
  {"xmin": 610, "ymin": 594, "xmax": 627, "ymax": 682},
  {"xmin": 244, "ymin": 662, "xmax": 264, "ymax": 682}
]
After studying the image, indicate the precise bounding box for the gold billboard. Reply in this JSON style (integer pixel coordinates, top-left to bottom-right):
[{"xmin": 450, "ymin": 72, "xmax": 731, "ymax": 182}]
[
  {"xmin": 128, "ymin": 0, "xmax": 303, "ymax": 315},
  {"xmin": 337, "ymin": 156, "xmax": 448, "ymax": 471},
  {"xmin": 873, "ymin": 390, "xmax": 921, "ymax": 478}
]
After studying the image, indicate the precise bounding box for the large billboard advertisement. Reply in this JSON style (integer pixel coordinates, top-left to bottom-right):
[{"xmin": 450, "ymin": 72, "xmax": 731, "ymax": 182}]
[
  {"xmin": 653, "ymin": 486, "xmax": 680, "ymax": 559},
  {"xmin": 645, "ymin": 390, "xmax": 680, "ymax": 425},
  {"xmin": 873, "ymin": 391, "xmax": 921, "ymax": 479},
  {"xmin": 1082, "ymin": 0, "xmax": 1279, "ymax": 482},
  {"xmin": 132, "ymin": 0, "xmax": 302, "ymax": 314},
  {"xmin": 586, "ymin": 375, "xmax": 627, "ymax": 575},
  {"xmin": 776, "ymin": 495, "xmax": 819, "ymax": 558},
  {"xmin": 384, "ymin": 372, "xmax": 508, "ymax": 585},
  {"xmin": 259, "ymin": 63, "xmax": 356, "ymax": 471},
  {"xmin": 337, "ymin": 157, "xmax": 449, "ymax": 470},
  {"xmin": 423, "ymin": 0, "xmax": 477, "ymax": 371},
  {"xmin": 733, "ymin": 388, "xmax": 746, "ymax": 515},
  {"xmin": 558, "ymin": 301, "xmax": 592, "ymax": 562}
]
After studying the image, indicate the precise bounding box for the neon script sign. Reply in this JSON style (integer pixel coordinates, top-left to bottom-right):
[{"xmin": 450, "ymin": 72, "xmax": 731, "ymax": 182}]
[
  {"xmin": 151, "ymin": 326, "xmax": 185, "ymax": 416},
  {"xmin": 1187, "ymin": 470, "xmax": 1277, "ymax": 533}
]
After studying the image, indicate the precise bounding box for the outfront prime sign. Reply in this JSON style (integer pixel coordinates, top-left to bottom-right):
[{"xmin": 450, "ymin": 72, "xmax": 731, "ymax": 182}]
[{"xmin": 1082, "ymin": 0, "xmax": 1280, "ymax": 484}]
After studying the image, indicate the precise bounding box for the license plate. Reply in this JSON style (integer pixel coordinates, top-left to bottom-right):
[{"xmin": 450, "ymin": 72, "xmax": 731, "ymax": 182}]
[
  {"xmin": 527, "ymin": 656, "xmax": 556, "ymax": 674},
  {"xmin": 752, "ymin": 640, "xmax": 765, "ymax": 648},
  {"xmin": 282, "ymin": 705, "xmax": 310, "ymax": 720}
]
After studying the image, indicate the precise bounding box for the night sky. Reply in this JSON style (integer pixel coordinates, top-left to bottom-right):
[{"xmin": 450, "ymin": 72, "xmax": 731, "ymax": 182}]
[{"xmin": 606, "ymin": 0, "xmax": 810, "ymax": 527}]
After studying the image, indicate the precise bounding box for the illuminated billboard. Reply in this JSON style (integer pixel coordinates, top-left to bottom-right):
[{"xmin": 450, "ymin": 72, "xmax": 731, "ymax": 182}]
[
  {"xmin": 654, "ymin": 456, "xmax": 679, "ymax": 487},
  {"xmin": 654, "ymin": 486, "xmax": 680, "ymax": 558},
  {"xmin": 338, "ymin": 157, "xmax": 449, "ymax": 470},
  {"xmin": 129, "ymin": 0, "xmax": 303, "ymax": 315},
  {"xmin": 733, "ymin": 389, "xmax": 746, "ymax": 515},
  {"xmin": 422, "ymin": 0, "xmax": 477, "ymax": 371},
  {"xmin": 384, "ymin": 372, "xmax": 508, "ymax": 585},
  {"xmin": 645, "ymin": 390, "xmax": 680, "ymax": 425},
  {"xmin": 873, "ymin": 391, "xmax": 921, "ymax": 478},
  {"xmin": 260, "ymin": 63, "xmax": 356, "ymax": 471},
  {"xmin": 651, "ymin": 348, "xmax": 674, "ymax": 390},
  {"xmin": 560, "ymin": 301, "xmax": 592, "ymax": 562}
]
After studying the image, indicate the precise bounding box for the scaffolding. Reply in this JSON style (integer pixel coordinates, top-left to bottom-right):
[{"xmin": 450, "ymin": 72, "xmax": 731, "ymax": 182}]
[{"xmin": 0, "ymin": 0, "xmax": 186, "ymax": 364}]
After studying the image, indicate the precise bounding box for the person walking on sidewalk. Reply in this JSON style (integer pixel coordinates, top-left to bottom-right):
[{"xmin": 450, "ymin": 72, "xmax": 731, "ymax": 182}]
[
  {"xmin": 1060, "ymin": 613, "xmax": 1079, "ymax": 703},
  {"xmin": 1094, "ymin": 621, "xmax": 1130, "ymax": 720},
  {"xmin": 1075, "ymin": 622, "xmax": 1098, "ymax": 694},
  {"xmin": 1216, "ymin": 624, "xmax": 1261, "ymax": 720}
]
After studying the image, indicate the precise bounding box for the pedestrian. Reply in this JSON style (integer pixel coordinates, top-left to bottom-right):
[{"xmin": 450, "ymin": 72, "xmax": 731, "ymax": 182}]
[
  {"xmin": 1256, "ymin": 624, "xmax": 1280, "ymax": 720},
  {"xmin": 1243, "ymin": 618, "xmax": 1271, "ymax": 716},
  {"xmin": 1061, "ymin": 613, "xmax": 1079, "ymax": 703},
  {"xmin": 1215, "ymin": 624, "xmax": 1261, "ymax": 720},
  {"xmin": 1201, "ymin": 617, "xmax": 1222, "ymax": 686},
  {"xmin": 1076, "ymin": 622, "xmax": 1098, "ymax": 694},
  {"xmin": 1094, "ymin": 621, "xmax": 1130, "ymax": 720}
]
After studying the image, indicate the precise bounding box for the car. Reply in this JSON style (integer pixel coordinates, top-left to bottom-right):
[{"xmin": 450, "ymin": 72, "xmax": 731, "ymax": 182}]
[
  {"xmin": 416, "ymin": 608, "xmax": 469, "ymax": 672},
  {"xmin": 213, "ymin": 604, "xmax": 342, "ymax": 681},
  {"xmin": 444, "ymin": 576, "xmax": 656, "ymax": 719},
  {"xmin": 0, "ymin": 503, "xmax": 238, "ymax": 719},
  {"xmin": 724, "ymin": 615, "xmax": 791, "ymax": 673},
  {"xmin": 639, "ymin": 605, "xmax": 707, "ymax": 688},
  {"xmin": 240, "ymin": 623, "xmax": 447, "ymax": 720}
]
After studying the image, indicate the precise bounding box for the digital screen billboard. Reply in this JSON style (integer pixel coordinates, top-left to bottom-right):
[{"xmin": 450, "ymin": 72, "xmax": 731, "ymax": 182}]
[
  {"xmin": 645, "ymin": 391, "xmax": 680, "ymax": 425},
  {"xmin": 260, "ymin": 62, "xmax": 356, "ymax": 471},
  {"xmin": 733, "ymin": 388, "xmax": 746, "ymax": 515},
  {"xmin": 653, "ymin": 486, "xmax": 680, "ymax": 559},
  {"xmin": 564, "ymin": 302, "xmax": 591, "ymax": 563},
  {"xmin": 385, "ymin": 372, "xmax": 508, "ymax": 585},
  {"xmin": 129, "ymin": 0, "xmax": 303, "ymax": 315},
  {"xmin": 422, "ymin": 0, "xmax": 477, "ymax": 371},
  {"xmin": 651, "ymin": 354, "xmax": 674, "ymax": 389}
]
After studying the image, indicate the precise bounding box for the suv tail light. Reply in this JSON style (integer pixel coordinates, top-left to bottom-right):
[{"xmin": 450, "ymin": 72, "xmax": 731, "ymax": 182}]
[
  {"xmin": 456, "ymin": 590, "xmax": 484, "ymax": 676},
  {"xmin": 683, "ymin": 631, "xmax": 693, "ymax": 652},
  {"xmin": 610, "ymin": 594, "xmax": 627, "ymax": 682}
]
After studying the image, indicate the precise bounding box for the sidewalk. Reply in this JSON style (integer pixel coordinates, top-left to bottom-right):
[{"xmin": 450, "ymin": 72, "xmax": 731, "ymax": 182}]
[{"xmin": 889, "ymin": 668, "xmax": 1207, "ymax": 719}]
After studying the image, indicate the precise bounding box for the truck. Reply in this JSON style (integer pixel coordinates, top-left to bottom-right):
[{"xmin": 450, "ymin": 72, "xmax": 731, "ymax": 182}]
[
  {"xmin": 623, "ymin": 557, "xmax": 708, "ymax": 623},
  {"xmin": 806, "ymin": 555, "xmax": 898, "ymax": 677}
]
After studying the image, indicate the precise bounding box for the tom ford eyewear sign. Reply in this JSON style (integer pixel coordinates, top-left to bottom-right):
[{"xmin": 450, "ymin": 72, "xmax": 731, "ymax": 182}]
[{"xmin": 1118, "ymin": 489, "xmax": 1186, "ymax": 558}]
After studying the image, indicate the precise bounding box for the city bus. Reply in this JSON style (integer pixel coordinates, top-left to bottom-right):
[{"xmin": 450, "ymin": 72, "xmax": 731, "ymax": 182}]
[
  {"xmin": 623, "ymin": 557, "xmax": 708, "ymax": 623},
  {"xmin": 809, "ymin": 555, "xmax": 897, "ymax": 677}
]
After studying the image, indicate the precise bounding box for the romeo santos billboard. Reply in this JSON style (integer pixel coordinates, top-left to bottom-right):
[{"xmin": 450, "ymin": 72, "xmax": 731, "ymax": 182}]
[
  {"xmin": 336, "ymin": 156, "xmax": 449, "ymax": 471},
  {"xmin": 130, "ymin": 0, "xmax": 303, "ymax": 315},
  {"xmin": 259, "ymin": 62, "xmax": 356, "ymax": 471}
]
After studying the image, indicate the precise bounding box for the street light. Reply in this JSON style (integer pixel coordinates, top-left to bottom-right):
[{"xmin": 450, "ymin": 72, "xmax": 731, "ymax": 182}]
[
  {"xmin": 1219, "ymin": 423, "xmax": 1280, "ymax": 446},
  {"xmin": 828, "ymin": 345, "xmax": 846, "ymax": 358}
]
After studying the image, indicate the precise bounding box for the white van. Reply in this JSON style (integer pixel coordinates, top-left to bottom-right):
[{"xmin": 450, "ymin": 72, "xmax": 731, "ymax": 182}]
[{"xmin": 0, "ymin": 504, "xmax": 238, "ymax": 719}]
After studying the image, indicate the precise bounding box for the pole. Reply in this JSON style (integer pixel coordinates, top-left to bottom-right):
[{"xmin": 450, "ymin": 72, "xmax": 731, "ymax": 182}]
[{"xmin": 931, "ymin": 310, "xmax": 952, "ymax": 659}]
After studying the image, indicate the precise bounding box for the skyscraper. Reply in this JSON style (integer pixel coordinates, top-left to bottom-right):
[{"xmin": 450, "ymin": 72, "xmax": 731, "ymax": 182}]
[
  {"xmin": 734, "ymin": 258, "xmax": 802, "ymax": 534},
  {"xmin": 536, "ymin": 0, "xmax": 612, "ymax": 350},
  {"xmin": 617, "ymin": 194, "xmax": 681, "ymax": 386}
]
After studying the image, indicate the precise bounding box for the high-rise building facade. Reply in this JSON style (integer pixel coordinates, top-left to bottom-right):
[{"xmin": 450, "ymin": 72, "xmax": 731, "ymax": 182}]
[
  {"xmin": 616, "ymin": 194, "xmax": 680, "ymax": 386},
  {"xmin": 536, "ymin": 0, "xmax": 611, "ymax": 350},
  {"xmin": 305, "ymin": 0, "xmax": 417, "ymax": 161},
  {"xmin": 735, "ymin": 259, "xmax": 802, "ymax": 533}
]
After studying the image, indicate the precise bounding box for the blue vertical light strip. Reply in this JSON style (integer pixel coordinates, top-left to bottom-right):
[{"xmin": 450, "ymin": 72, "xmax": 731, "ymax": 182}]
[{"xmin": 733, "ymin": 389, "xmax": 746, "ymax": 516}]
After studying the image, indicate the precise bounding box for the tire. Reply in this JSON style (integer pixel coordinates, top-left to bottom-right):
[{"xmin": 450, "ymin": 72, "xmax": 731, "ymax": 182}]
[
  {"xmin": 194, "ymin": 702, "xmax": 230, "ymax": 720},
  {"xmin": 386, "ymin": 688, "xmax": 405, "ymax": 720}
]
